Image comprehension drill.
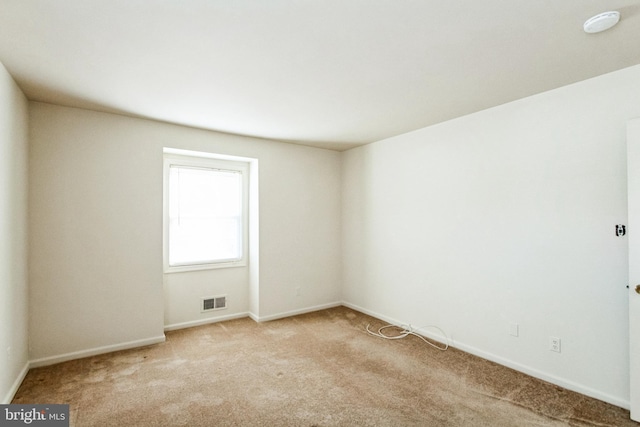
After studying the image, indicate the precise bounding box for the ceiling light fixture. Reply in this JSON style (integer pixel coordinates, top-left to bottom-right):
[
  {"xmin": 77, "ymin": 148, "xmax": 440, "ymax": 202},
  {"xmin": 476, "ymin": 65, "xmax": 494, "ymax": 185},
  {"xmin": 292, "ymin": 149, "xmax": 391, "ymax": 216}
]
[{"xmin": 583, "ymin": 11, "xmax": 620, "ymax": 34}]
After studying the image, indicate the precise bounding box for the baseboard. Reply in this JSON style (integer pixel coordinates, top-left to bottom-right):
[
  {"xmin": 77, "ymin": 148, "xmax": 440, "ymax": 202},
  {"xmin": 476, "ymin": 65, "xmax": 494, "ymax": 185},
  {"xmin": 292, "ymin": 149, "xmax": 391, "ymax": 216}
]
[
  {"xmin": 29, "ymin": 335, "xmax": 166, "ymax": 369},
  {"xmin": 451, "ymin": 338, "xmax": 630, "ymax": 410},
  {"xmin": 341, "ymin": 301, "xmax": 630, "ymax": 410},
  {"xmin": 253, "ymin": 301, "xmax": 342, "ymax": 322},
  {"xmin": 2, "ymin": 362, "xmax": 29, "ymax": 404},
  {"xmin": 166, "ymin": 302, "xmax": 344, "ymax": 329},
  {"xmin": 164, "ymin": 312, "xmax": 250, "ymax": 331}
]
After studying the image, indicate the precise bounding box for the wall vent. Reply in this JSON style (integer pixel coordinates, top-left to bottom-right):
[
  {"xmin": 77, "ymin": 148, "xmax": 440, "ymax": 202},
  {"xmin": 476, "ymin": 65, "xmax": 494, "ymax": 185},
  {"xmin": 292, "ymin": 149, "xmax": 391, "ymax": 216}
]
[{"xmin": 201, "ymin": 295, "xmax": 227, "ymax": 312}]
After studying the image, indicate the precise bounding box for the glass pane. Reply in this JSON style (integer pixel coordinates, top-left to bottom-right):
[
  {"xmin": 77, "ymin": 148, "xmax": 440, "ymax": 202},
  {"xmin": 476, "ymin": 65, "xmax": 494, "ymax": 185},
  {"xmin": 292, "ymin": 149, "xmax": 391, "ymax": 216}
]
[{"xmin": 169, "ymin": 166, "xmax": 242, "ymax": 265}]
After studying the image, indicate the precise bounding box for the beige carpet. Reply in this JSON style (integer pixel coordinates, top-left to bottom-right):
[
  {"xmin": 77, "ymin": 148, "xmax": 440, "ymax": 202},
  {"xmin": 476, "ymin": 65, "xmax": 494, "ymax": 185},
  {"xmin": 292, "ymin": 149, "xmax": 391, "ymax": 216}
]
[{"xmin": 12, "ymin": 307, "xmax": 637, "ymax": 426}]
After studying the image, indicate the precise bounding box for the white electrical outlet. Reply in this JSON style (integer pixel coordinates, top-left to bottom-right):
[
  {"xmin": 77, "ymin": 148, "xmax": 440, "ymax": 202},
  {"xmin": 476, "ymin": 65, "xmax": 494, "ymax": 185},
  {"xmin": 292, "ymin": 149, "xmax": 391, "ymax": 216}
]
[
  {"xmin": 549, "ymin": 336, "xmax": 561, "ymax": 353},
  {"xmin": 509, "ymin": 323, "xmax": 519, "ymax": 337},
  {"xmin": 295, "ymin": 287, "xmax": 301, "ymax": 297}
]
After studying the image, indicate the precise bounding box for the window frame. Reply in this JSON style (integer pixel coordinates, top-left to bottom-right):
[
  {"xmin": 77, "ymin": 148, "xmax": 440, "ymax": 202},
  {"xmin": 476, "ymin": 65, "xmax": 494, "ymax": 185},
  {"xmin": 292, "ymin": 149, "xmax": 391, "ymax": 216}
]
[{"xmin": 163, "ymin": 153, "xmax": 249, "ymax": 273}]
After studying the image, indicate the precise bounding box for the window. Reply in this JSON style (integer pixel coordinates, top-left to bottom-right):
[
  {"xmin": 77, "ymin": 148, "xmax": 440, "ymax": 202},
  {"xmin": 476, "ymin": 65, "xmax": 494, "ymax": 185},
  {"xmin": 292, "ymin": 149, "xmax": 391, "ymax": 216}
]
[{"xmin": 164, "ymin": 153, "xmax": 249, "ymax": 272}]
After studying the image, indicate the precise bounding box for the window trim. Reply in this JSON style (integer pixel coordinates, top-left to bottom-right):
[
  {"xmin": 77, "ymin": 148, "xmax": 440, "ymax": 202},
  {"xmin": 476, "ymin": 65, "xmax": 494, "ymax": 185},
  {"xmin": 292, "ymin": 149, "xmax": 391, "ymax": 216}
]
[{"xmin": 163, "ymin": 152, "xmax": 249, "ymax": 273}]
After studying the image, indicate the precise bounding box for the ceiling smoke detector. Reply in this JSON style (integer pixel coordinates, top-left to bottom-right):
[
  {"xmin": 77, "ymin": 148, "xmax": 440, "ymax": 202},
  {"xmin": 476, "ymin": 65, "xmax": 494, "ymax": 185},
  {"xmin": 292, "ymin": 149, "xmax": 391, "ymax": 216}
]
[{"xmin": 583, "ymin": 11, "xmax": 620, "ymax": 34}]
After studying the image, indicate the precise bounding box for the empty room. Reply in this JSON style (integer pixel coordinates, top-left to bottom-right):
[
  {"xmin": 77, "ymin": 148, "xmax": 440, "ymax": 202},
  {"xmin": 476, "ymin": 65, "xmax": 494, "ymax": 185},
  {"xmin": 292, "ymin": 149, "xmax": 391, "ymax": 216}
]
[{"xmin": 2, "ymin": 1, "xmax": 640, "ymax": 426}]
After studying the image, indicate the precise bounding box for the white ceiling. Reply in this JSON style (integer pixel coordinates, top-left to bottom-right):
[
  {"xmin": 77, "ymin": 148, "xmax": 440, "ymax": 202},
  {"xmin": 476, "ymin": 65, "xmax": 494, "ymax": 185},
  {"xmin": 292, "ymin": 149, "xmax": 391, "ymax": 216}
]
[{"xmin": 0, "ymin": 1, "xmax": 639, "ymax": 151}]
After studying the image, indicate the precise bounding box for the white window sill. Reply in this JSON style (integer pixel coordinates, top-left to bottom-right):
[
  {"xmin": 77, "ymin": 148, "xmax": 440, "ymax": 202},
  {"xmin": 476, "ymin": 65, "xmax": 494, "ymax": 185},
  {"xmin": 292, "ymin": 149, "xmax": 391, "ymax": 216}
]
[{"xmin": 164, "ymin": 260, "xmax": 247, "ymax": 274}]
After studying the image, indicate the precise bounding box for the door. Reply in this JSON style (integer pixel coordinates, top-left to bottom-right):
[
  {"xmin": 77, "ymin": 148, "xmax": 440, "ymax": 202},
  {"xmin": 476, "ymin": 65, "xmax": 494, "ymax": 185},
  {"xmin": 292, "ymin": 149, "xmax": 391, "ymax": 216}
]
[{"xmin": 628, "ymin": 118, "xmax": 640, "ymax": 422}]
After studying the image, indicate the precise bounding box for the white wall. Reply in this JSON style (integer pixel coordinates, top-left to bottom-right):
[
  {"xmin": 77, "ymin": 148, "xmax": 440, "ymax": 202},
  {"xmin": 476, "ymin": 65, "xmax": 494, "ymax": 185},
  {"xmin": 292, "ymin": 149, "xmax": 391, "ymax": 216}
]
[
  {"xmin": 28, "ymin": 103, "xmax": 342, "ymax": 363},
  {"xmin": 164, "ymin": 264, "xmax": 252, "ymax": 330},
  {"xmin": 0, "ymin": 61, "xmax": 29, "ymax": 403},
  {"xmin": 342, "ymin": 64, "xmax": 640, "ymax": 407},
  {"xmin": 29, "ymin": 105, "xmax": 167, "ymax": 364}
]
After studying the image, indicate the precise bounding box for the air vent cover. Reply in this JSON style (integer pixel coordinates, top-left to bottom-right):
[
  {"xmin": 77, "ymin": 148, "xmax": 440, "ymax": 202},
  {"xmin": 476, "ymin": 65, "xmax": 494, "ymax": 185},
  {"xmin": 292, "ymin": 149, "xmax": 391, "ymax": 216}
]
[{"xmin": 202, "ymin": 295, "xmax": 227, "ymax": 312}]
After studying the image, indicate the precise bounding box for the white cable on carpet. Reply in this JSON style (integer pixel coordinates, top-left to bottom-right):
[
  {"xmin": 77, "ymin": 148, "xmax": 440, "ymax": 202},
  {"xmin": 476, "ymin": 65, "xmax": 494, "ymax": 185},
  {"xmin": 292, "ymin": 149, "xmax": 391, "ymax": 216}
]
[{"xmin": 366, "ymin": 323, "xmax": 449, "ymax": 351}]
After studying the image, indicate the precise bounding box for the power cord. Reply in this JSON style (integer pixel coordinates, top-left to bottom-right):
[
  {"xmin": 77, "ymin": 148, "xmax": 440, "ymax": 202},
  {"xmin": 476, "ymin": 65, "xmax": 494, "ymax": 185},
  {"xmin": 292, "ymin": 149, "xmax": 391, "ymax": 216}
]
[{"xmin": 366, "ymin": 323, "xmax": 449, "ymax": 351}]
